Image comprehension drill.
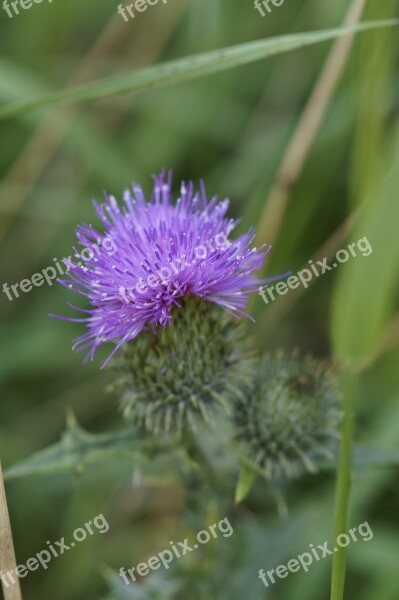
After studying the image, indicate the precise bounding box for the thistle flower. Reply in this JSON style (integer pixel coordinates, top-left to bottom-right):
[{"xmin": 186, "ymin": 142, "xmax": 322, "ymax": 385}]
[
  {"xmin": 233, "ymin": 353, "xmax": 341, "ymax": 479},
  {"xmin": 54, "ymin": 171, "xmax": 278, "ymax": 367}
]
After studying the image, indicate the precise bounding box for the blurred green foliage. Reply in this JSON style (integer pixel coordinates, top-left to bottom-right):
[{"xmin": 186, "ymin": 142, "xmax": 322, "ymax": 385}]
[{"xmin": 0, "ymin": 0, "xmax": 398, "ymax": 599}]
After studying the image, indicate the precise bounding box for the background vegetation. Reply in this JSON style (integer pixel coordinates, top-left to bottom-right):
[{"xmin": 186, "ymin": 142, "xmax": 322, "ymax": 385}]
[{"xmin": 0, "ymin": 0, "xmax": 398, "ymax": 598}]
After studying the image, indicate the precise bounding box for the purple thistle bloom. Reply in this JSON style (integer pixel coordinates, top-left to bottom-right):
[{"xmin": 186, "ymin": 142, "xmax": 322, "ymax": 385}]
[{"xmin": 53, "ymin": 171, "xmax": 281, "ymax": 367}]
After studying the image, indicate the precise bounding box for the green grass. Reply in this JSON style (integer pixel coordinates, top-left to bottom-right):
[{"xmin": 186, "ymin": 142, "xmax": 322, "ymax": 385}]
[{"xmin": 0, "ymin": 1, "xmax": 398, "ymax": 599}]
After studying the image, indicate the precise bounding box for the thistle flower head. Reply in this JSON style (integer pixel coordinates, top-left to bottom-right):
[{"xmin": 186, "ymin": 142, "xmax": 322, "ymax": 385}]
[
  {"xmin": 55, "ymin": 171, "xmax": 271, "ymax": 366},
  {"xmin": 234, "ymin": 353, "xmax": 341, "ymax": 479}
]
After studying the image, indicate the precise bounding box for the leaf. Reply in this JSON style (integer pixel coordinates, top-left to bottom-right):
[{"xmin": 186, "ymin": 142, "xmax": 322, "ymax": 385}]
[
  {"xmin": 101, "ymin": 570, "xmax": 181, "ymax": 600},
  {"xmin": 331, "ymin": 120, "xmax": 399, "ymax": 365},
  {"xmin": 4, "ymin": 414, "xmax": 163, "ymax": 480},
  {"xmin": 352, "ymin": 444, "xmax": 399, "ymax": 470},
  {"xmin": 235, "ymin": 464, "xmax": 256, "ymax": 504},
  {"xmin": 0, "ymin": 21, "xmax": 397, "ymax": 121},
  {"xmin": 318, "ymin": 443, "xmax": 399, "ymax": 473}
]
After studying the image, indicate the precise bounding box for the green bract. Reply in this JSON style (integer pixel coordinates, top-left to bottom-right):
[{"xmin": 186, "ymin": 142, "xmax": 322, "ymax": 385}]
[
  {"xmin": 234, "ymin": 353, "xmax": 341, "ymax": 479},
  {"xmin": 117, "ymin": 297, "xmax": 253, "ymax": 436}
]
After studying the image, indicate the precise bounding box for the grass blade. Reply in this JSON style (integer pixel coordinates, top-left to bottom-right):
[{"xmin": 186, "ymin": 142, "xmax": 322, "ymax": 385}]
[{"xmin": 0, "ymin": 21, "xmax": 397, "ymax": 121}]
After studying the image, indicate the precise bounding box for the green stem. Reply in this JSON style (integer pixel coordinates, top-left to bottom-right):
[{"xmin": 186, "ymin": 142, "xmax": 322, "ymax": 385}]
[
  {"xmin": 330, "ymin": 371, "xmax": 357, "ymax": 600},
  {"xmin": 185, "ymin": 428, "xmax": 220, "ymax": 489}
]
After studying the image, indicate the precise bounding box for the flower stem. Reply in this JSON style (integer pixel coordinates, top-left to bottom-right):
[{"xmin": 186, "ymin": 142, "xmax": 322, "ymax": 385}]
[{"xmin": 330, "ymin": 371, "xmax": 357, "ymax": 600}]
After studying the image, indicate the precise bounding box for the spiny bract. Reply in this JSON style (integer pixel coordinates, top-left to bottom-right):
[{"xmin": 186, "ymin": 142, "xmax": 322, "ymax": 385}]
[
  {"xmin": 234, "ymin": 353, "xmax": 341, "ymax": 479},
  {"xmin": 116, "ymin": 297, "xmax": 254, "ymax": 437}
]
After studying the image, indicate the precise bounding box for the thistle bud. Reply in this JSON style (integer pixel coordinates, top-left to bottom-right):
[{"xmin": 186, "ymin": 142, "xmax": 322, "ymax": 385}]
[{"xmin": 233, "ymin": 353, "xmax": 341, "ymax": 479}]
